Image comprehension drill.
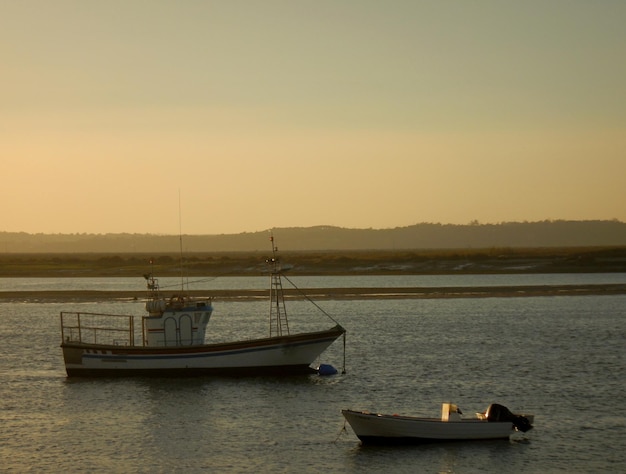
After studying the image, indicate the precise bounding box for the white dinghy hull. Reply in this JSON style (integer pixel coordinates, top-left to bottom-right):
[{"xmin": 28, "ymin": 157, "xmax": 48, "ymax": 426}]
[{"xmin": 342, "ymin": 404, "xmax": 533, "ymax": 444}]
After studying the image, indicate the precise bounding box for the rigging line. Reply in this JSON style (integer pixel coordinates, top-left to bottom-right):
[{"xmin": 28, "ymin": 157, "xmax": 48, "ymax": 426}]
[
  {"xmin": 281, "ymin": 272, "xmax": 347, "ymax": 374},
  {"xmin": 156, "ymin": 277, "xmax": 218, "ymax": 291},
  {"xmin": 281, "ymin": 274, "xmax": 343, "ymax": 327},
  {"xmin": 144, "ymin": 272, "xmax": 233, "ymax": 292},
  {"xmin": 187, "ymin": 276, "xmax": 220, "ymax": 285}
]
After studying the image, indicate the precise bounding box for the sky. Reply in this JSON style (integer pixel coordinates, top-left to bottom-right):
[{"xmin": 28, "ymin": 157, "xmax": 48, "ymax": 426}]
[{"xmin": 2, "ymin": 1, "xmax": 625, "ymax": 235}]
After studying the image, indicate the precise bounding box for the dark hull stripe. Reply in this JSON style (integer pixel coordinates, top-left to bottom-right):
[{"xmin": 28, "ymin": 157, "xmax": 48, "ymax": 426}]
[
  {"xmin": 80, "ymin": 335, "xmax": 339, "ymax": 361},
  {"xmin": 65, "ymin": 364, "xmax": 317, "ymax": 378},
  {"xmin": 357, "ymin": 435, "xmax": 511, "ymax": 445}
]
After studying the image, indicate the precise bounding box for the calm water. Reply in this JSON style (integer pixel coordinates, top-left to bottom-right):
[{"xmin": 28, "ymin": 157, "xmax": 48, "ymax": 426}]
[{"xmin": 1, "ymin": 275, "xmax": 625, "ymax": 473}]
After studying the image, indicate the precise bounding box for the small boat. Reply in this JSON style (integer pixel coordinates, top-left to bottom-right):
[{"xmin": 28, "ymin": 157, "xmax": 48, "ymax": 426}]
[
  {"xmin": 60, "ymin": 236, "xmax": 345, "ymax": 377},
  {"xmin": 342, "ymin": 403, "xmax": 533, "ymax": 444}
]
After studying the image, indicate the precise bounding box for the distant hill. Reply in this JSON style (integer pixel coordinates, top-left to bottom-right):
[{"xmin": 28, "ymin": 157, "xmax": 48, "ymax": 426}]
[{"xmin": 1, "ymin": 220, "xmax": 625, "ymax": 253}]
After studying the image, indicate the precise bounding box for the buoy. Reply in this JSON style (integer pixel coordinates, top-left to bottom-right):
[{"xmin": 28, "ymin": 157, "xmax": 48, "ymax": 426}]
[{"xmin": 318, "ymin": 364, "xmax": 338, "ymax": 376}]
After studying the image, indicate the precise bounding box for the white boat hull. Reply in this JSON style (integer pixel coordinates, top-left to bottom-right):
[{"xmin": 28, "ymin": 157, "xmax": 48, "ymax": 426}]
[
  {"xmin": 62, "ymin": 325, "xmax": 344, "ymax": 377},
  {"xmin": 342, "ymin": 410, "xmax": 521, "ymax": 444}
]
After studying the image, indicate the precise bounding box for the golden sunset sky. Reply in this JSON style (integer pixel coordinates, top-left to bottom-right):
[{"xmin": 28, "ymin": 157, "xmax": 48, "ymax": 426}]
[{"xmin": 2, "ymin": 1, "xmax": 625, "ymax": 235}]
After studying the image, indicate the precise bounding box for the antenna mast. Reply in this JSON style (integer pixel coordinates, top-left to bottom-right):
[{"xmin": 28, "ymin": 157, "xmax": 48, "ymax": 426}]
[
  {"xmin": 178, "ymin": 189, "xmax": 184, "ymax": 292},
  {"xmin": 267, "ymin": 232, "xmax": 289, "ymax": 337}
]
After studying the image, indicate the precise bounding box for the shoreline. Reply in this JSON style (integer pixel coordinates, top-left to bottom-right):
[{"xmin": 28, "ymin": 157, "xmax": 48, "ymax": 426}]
[{"xmin": 2, "ymin": 283, "xmax": 625, "ymax": 303}]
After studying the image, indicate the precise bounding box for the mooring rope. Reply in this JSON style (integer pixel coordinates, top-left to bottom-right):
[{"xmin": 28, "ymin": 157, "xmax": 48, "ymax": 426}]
[
  {"xmin": 333, "ymin": 418, "xmax": 348, "ymax": 443},
  {"xmin": 342, "ymin": 331, "xmax": 346, "ymax": 374}
]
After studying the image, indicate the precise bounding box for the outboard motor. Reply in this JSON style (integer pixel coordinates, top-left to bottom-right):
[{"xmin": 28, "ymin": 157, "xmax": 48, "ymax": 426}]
[{"xmin": 485, "ymin": 403, "xmax": 533, "ymax": 433}]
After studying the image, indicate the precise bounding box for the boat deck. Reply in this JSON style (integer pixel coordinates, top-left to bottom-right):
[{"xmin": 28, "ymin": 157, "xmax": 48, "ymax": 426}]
[{"xmin": 61, "ymin": 311, "xmax": 135, "ymax": 346}]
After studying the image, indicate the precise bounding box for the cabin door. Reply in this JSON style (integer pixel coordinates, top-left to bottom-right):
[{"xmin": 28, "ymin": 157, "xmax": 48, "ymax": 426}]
[
  {"xmin": 179, "ymin": 314, "xmax": 193, "ymax": 345},
  {"xmin": 163, "ymin": 318, "xmax": 178, "ymax": 346}
]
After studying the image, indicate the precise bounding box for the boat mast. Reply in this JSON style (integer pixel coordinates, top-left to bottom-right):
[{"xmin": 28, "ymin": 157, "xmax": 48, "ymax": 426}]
[
  {"xmin": 268, "ymin": 233, "xmax": 289, "ymax": 337},
  {"xmin": 178, "ymin": 189, "xmax": 185, "ymax": 292}
]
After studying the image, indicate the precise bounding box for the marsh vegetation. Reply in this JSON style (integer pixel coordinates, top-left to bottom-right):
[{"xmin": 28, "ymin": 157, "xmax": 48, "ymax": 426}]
[{"xmin": 1, "ymin": 247, "xmax": 624, "ymax": 278}]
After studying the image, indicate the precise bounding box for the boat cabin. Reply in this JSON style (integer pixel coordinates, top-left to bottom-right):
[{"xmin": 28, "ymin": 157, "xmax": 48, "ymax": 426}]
[{"xmin": 143, "ymin": 294, "xmax": 213, "ymax": 347}]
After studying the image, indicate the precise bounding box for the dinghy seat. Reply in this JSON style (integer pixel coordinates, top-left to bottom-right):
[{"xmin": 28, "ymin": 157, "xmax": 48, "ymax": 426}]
[{"xmin": 441, "ymin": 403, "xmax": 463, "ymax": 421}]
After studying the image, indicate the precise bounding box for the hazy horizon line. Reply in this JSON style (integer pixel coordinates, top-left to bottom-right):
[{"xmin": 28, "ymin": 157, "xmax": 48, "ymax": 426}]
[{"xmin": 2, "ymin": 218, "xmax": 624, "ymax": 237}]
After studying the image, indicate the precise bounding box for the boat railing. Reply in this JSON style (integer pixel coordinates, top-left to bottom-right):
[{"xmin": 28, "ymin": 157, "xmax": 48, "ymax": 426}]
[{"xmin": 61, "ymin": 311, "xmax": 135, "ymax": 346}]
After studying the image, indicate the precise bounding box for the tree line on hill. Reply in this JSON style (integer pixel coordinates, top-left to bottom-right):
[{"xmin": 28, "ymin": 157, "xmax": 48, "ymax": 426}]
[{"xmin": 1, "ymin": 220, "xmax": 625, "ymax": 253}]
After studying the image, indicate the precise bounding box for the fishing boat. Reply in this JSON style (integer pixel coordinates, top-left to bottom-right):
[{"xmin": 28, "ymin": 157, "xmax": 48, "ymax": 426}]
[
  {"xmin": 60, "ymin": 237, "xmax": 345, "ymax": 377},
  {"xmin": 342, "ymin": 403, "xmax": 533, "ymax": 444}
]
